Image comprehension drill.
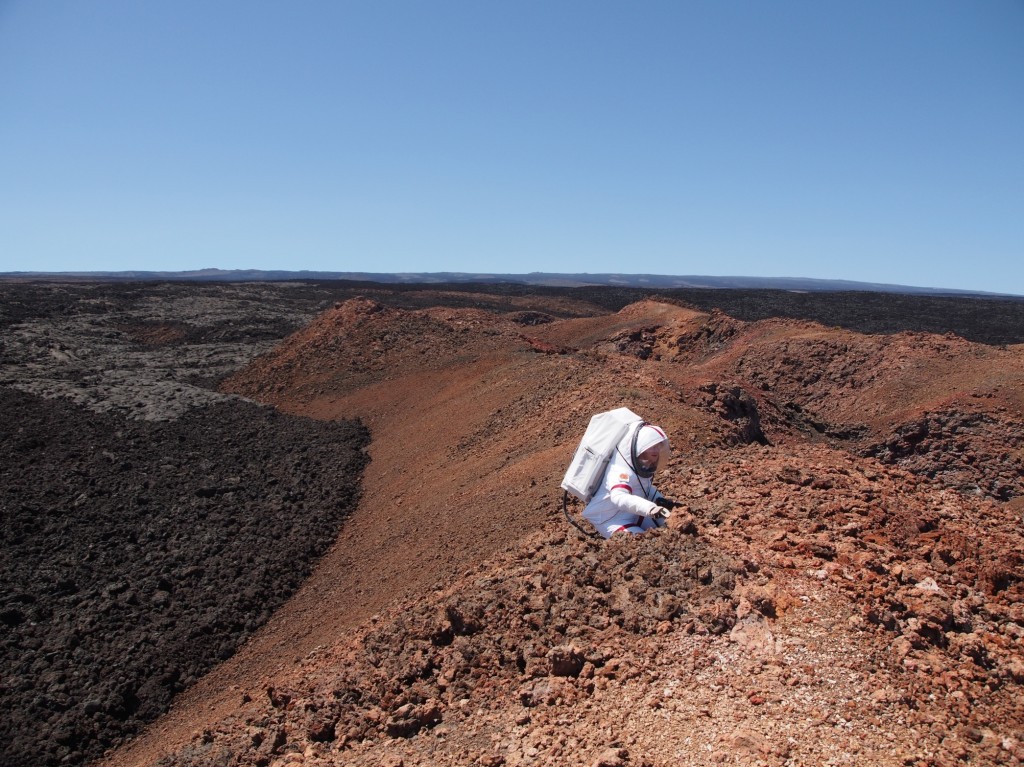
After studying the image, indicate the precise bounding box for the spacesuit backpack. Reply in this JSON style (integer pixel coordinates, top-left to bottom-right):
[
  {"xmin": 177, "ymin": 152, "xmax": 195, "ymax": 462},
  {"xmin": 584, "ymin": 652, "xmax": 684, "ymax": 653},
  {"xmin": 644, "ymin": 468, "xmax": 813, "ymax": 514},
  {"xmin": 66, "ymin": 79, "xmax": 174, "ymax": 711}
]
[
  {"xmin": 560, "ymin": 407, "xmax": 644, "ymax": 503},
  {"xmin": 560, "ymin": 407, "xmax": 645, "ymax": 535}
]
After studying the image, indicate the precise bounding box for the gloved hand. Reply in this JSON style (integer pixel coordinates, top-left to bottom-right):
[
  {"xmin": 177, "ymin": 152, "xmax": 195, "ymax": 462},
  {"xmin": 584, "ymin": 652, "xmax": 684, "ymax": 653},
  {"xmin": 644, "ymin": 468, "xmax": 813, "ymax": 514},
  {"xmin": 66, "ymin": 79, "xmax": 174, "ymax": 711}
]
[{"xmin": 653, "ymin": 506, "xmax": 672, "ymax": 519}]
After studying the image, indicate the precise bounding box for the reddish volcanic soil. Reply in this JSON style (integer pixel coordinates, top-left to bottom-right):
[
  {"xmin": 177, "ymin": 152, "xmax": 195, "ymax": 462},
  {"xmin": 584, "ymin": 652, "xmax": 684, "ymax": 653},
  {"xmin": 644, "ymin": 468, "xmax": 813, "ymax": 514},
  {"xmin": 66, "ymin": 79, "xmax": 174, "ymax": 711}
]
[{"xmin": 92, "ymin": 294, "xmax": 1024, "ymax": 766}]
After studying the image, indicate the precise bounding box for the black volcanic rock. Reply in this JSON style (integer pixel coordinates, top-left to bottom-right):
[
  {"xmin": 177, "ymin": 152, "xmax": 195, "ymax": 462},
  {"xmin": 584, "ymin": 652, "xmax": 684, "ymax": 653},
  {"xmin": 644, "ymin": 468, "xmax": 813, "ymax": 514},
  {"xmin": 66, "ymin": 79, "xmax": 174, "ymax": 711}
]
[{"xmin": 0, "ymin": 389, "xmax": 368, "ymax": 767}]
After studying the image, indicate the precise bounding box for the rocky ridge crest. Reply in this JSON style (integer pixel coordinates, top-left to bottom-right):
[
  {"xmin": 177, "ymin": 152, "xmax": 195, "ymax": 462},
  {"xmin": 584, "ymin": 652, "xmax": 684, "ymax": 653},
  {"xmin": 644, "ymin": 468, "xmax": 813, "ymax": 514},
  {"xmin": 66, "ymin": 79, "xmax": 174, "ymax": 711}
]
[{"xmin": 143, "ymin": 296, "xmax": 1024, "ymax": 767}]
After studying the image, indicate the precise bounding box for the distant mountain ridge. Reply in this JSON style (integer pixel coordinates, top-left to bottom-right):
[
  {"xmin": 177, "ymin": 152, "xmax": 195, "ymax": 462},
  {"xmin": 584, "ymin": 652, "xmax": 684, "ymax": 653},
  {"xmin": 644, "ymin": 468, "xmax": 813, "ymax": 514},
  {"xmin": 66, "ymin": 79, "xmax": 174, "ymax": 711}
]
[{"xmin": 0, "ymin": 269, "xmax": 1017, "ymax": 298}]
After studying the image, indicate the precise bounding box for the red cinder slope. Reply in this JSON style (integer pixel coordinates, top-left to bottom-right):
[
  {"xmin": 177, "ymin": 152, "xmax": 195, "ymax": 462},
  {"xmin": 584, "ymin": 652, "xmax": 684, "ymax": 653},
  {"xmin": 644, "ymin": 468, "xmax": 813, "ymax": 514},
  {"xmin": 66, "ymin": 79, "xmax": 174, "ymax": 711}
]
[{"xmin": 101, "ymin": 297, "xmax": 1024, "ymax": 767}]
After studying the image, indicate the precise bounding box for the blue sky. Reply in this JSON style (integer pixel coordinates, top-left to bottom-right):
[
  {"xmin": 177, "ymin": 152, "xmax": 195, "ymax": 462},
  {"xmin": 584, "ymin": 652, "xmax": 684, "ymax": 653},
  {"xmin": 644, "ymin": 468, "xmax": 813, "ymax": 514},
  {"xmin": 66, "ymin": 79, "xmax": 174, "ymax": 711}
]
[{"xmin": 1, "ymin": 1, "xmax": 1022, "ymax": 294}]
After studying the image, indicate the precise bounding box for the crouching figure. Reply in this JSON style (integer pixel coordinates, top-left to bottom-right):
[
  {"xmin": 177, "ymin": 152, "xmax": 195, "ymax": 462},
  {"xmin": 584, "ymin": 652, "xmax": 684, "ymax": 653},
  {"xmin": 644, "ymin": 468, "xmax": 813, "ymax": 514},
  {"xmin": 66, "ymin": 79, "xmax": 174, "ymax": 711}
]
[{"xmin": 582, "ymin": 422, "xmax": 673, "ymax": 538}]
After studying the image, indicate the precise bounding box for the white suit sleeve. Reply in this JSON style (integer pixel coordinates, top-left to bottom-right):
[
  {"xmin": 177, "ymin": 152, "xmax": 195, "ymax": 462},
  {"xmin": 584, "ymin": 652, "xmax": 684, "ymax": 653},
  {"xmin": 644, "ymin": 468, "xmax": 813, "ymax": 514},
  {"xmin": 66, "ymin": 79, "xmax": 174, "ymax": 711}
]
[{"xmin": 608, "ymin": 483, "xmax": 661, "ymax": 517}]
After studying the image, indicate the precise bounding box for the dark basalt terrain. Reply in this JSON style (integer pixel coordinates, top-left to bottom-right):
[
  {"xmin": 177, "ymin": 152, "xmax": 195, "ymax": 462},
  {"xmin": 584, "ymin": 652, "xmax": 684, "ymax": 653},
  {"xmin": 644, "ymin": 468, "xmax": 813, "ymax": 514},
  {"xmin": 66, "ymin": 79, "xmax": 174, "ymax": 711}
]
[
  {"xmin": 1, "ymin": 391, "xmax": 367, "ymax": 766},
  {"xmin": 1, "ymin": 282, "xmax": 371, "ymax": 766}
]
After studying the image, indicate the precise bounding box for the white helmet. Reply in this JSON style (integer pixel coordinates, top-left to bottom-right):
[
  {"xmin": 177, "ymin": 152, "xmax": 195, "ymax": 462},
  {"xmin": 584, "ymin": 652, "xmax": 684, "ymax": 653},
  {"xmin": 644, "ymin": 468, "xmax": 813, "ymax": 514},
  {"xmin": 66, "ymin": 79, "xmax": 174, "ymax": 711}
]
[{"xmin": 631, "ymin": 423, "xmax": 670, "ymax": 478}]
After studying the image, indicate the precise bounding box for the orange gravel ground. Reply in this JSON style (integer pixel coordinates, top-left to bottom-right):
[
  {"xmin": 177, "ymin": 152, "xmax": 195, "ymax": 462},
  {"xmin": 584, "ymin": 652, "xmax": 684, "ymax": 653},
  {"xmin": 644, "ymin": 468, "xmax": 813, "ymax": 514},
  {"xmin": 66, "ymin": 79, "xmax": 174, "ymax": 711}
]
[{"xmin": 99, "ymin": 296, "xmax": 1024, "ymax": 767}]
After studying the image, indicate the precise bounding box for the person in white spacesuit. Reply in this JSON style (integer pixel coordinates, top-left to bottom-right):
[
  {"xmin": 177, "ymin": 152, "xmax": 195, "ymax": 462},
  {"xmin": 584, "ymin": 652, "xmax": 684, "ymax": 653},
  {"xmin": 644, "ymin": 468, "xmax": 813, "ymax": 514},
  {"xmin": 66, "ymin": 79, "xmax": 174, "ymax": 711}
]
[{"xmin": 582, "ymin": 422, "xmax": 673, "ymax": 538}]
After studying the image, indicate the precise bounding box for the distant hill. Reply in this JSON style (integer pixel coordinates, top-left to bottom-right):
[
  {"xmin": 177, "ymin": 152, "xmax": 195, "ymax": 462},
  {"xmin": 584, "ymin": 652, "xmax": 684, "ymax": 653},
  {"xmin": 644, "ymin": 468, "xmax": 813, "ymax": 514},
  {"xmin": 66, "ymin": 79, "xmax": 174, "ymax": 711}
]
[{"xmin": 0, "ymin": 269, "xmax": 1018, "ymax": 298}]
